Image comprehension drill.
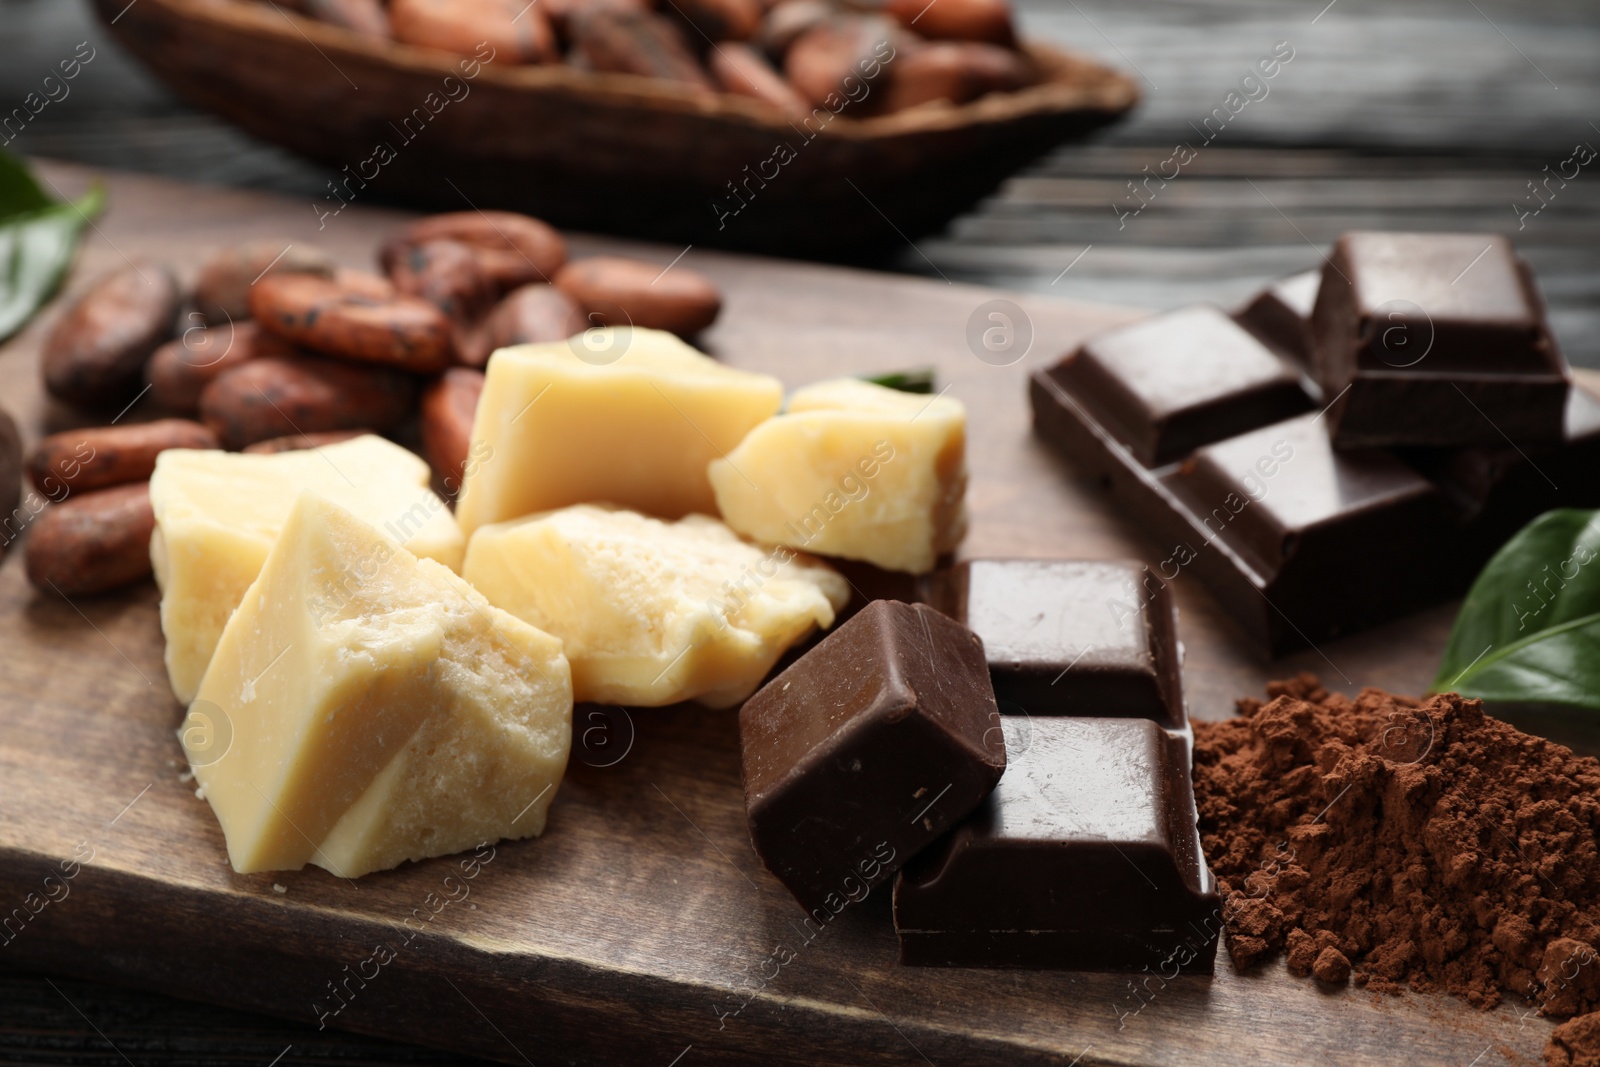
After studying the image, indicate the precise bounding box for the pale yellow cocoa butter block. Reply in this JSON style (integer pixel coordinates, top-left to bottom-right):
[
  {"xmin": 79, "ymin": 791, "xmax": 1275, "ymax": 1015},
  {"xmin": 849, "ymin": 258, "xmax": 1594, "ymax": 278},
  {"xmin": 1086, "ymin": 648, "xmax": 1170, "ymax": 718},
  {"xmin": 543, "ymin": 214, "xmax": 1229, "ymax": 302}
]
[
  {"xmin": 454, "ymin": 328, "xmax": 783, "ymax": 537},
  {"xmin": 149, "ymin": 435, "xmax": 463, "ymax": 703},
  {"xmin": 462, "ymin": 504, "xmax": 848, "ymax": 708},
  {"xmin": 708, "ymin": 378, "xmax": 968, "ymax": 574},
  {"xmin": 184, "ymin": 492, "xmax": 571, "ymax": 877}
]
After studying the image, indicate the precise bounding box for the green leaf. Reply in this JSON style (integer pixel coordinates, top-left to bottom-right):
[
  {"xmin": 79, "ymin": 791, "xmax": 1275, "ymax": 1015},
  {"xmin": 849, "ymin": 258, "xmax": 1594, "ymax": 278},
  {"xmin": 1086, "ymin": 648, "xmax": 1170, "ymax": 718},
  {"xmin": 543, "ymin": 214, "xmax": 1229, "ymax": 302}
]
[
  {"xmin": 1434, "ymin": 508, "xmax": 1600, "ymax": 710},
  {"xmin": 0, "ymin": 171, "xmax": 103, "ymax": 344},
  {"xmin": 0, "ymin": 150, "xmax": 55, "ymax": 217},
  {"xmin": 860, "ymin": 368, "xmax": 936, "ymax": 394}
]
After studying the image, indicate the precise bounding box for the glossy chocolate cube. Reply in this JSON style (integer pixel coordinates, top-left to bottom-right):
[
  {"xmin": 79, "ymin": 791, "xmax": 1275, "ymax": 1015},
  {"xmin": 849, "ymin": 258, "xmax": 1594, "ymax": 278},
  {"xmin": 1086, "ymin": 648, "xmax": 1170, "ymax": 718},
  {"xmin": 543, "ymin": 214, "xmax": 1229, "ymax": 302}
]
[
  {"xmin": 924, "ymin": 559, "xmax": 1184, "ymax": 726},
  {"xmin": 1310, "ymin": 232, "xmax": 1569, "ymax": 448},
  {"xmin": 1236, "ymin": 269, "xmax": 1319, "ymax": 366},
  {"xmin": 739, "ymin": 600, "xmax": 1005, "ymax": 917},
  {"xmin": 894, "ymin": 717, "xmax": 1220, "ymax": 971},
  {"xmin": 1049, "ymin": 305, "xmax": 1312, "ymax": 467}
]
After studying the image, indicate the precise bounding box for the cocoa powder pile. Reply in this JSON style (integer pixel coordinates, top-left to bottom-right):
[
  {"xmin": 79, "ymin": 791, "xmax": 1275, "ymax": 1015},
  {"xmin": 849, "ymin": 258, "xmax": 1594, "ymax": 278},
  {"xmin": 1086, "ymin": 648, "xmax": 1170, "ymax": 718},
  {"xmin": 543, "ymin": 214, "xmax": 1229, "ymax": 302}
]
[{"xmin": 1193, "ymin": 675, "xmax": 1600, "ymax": 1065}]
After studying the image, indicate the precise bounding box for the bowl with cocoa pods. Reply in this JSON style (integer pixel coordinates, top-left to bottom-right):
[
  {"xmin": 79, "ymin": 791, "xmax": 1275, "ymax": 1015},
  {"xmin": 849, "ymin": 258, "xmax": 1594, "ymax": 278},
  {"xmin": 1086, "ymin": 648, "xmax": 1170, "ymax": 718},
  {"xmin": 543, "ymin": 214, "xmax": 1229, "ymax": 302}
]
[{"xmin": 91, "ymin": 0, "xmax": 1137, "ymax": 255}]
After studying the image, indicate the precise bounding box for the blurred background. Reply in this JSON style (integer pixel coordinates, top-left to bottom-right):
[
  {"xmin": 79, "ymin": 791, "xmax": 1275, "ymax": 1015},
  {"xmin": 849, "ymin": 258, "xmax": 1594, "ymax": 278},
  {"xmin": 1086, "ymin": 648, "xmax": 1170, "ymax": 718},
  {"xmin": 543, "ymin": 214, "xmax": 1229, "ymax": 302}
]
[{"xmin": 5, "ymin": 0, "xmax": 1598, "ymax": 362}]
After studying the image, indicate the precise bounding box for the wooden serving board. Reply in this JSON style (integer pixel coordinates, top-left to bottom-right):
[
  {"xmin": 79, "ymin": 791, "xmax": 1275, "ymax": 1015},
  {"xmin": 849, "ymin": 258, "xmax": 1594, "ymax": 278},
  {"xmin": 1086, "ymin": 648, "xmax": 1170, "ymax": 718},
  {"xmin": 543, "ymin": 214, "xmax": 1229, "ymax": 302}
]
[{"xmin": 0, "ymin": 163, "xmax": 1554, "ymax": 1066}]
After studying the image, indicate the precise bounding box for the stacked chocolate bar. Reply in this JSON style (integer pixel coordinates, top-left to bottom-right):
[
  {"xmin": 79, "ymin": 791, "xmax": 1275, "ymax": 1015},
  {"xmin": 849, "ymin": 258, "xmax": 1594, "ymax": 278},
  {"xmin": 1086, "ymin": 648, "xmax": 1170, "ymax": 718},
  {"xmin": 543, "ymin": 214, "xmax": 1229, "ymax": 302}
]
[
  {"xmin": 738, "ymin": 566, "xmax": 1219, "ymax": 973},
  {"xmin": 1032, "ymin": 232, "xmax": 1599, "ymax": 655}
]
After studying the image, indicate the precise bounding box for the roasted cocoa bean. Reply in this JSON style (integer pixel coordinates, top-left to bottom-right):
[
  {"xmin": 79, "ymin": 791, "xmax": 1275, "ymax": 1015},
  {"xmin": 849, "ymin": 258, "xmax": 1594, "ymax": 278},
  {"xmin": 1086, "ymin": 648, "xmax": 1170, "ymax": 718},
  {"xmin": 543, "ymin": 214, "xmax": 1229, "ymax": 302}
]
[
  {"xmin": 25, "ymin": 483, "xmax": 156, "ymax": 597},
  {"xmin": 421, "ymin": 368, "xmax": 485, "ymax": 492},
  {"xmin": 42, "ymin": 261, "xmax": 181, "ymax": 410},
  {"xmin": 671, "ymin": 0, "xmax": 761, "ymax": 42},
  {"xmin": 145, "ymin": 321, "xmax": 300, "ymax": 414},
  {"xmin": 306, "ymin": 0, "xmax": 391, "ymax": 36},
  {"xmin": 784, "ymin": 16, "xmax": 901, "ymax": 109},
  {"xmin": 570, "ymin": 9, "xmax": 716, "ymax": 90},
  {"xmin": 878, "ymin": 41, "xmax": 1030, "ymax": 112},
  {"xmin": 194, "ymin": 241, "xmax": 335, "ymax": 324},
  {"xmin": 390, "ymin": 0, "xmax": 558, "ymax": 62},
  {"xmin": 0, "ymin": 409, "xmax": 20, "ymax": 529},
  {"xmin": 384, "ymin": 239, "xmax": 497, "ymax": 322},
  {"xmin": 554, "ymin": 256, "xmax": 722, "ymax": 336},
  {"xmin": 249, "ymin": 273, "xmax": 454, "ymax": 373},
  {"xmin": 884, "ymin": 0, "xmax": 1015, "ymax": 47},
  {"xmin": 199, "ymin": 356, "xmax": 418, "ymax": 449},
  {"xmin": 383, "ymin": 211, "xmax": 568, "ymax": 292},
  {"xmin": 757, "ymin": 0, "xmax": 832, "ymax": 60},
  {"xmin": 28, "ymin": 419, "xmax": 218, "ymax": 497},
  {"xmin": 710, "ymin": 41, "xmax": 809, "ymax": 114}
]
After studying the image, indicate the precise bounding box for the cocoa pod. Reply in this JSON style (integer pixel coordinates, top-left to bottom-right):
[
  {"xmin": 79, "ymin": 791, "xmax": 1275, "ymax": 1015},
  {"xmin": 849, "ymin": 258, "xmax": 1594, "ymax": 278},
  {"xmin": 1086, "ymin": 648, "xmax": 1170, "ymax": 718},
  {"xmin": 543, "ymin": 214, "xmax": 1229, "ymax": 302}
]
[
  {"xmin": 884, "ymin": 0, "xmax": 1015, "ymax": 47},
  {"xmin": 570, "ymin": 9, "xmax": 716, "ymax": 90},
  {"xmin": 421, "ymin": 368, "xmax": 485, "ymax": 491},
  {"xmin": 671, "ymin": 0, "xmax": 761, "ymax": 42},
  {"xmin": 383, "ymin": 211, "xmax": 568, "ymax": 292},
  {"xmin": 554, "ymin": 256, "xmax": 722, "ymax": 336},
  {"xmin": 145, "ymin": 321, "xmax": 301, "ymax": 414},
  {"xmin": 26, "ymin": 483, "xmax": 156, "ymax": 597},
  {"xmin": 456, "ymin": 283, "xmax": 587, "ymax": 367},
  {"xmin": 249, "ymin": 273, "xmax": 453, "ymax": 373},
  {"xmin": 28, "ymin": 419, "xmax": 218, "ymax": 497},
  {"xmin": 243, "ymin": 429, "xmax": 372, "ymax": 454},
  {"xmin": 384, "ymin": 239, "xmax": 497, "ymax": 322},
  {"xmin": 306, "ymin": 0, "xmax": 391, "ymax": 36},
  {"xmin": 390, "ymin": 0, "xmax": 559, "ymax": 62},
  {"xmin": 784, "ymin": 17, "xmax": 902, "ymax": 108},
  {"xmin": 194, "ymin": 241, "xmax": 336, "ymax": 324},
  {"xmin": 42, "ymin": 261, "xmax": 181, "ymax": 410},
  {"xmin": 757, "ymin": 0, "xmax": 831, "ymax": 60},
  {"xmin": 878, "ymin": 41, "xmax": 1030, "ymax": 112},
  {"xmin": 199, "ymin": 356, "xmax": 419, "ymax": 449},
  {"xmin": 710, "ymin": 41, "xmax": 808, "ymax": 114}
]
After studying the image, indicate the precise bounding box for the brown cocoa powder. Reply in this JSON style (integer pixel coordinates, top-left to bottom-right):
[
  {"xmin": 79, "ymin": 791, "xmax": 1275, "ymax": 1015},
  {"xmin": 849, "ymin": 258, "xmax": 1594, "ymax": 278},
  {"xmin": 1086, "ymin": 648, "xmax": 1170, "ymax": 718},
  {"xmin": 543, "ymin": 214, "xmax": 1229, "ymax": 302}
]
[{"xmin": 1193, "ymin": 675, "xmax": 1600, "ymax": 1034}]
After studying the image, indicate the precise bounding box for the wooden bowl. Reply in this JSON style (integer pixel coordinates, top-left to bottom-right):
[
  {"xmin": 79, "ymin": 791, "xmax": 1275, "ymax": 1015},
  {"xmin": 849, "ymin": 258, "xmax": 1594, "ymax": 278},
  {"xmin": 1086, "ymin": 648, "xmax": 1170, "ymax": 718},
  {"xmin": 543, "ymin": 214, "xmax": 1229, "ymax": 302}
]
[{"xmin": 91, "ymin": 0, "xmax": 1138, "ymax": 256}]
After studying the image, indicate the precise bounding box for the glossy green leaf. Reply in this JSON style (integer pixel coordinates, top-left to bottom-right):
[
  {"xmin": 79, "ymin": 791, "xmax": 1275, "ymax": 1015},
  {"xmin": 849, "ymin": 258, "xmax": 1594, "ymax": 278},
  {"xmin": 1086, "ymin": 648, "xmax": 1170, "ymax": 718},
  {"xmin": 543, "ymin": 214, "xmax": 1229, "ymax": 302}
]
[
  {"xmin": 0, "ymin": 154, "xmax": 103, "ymax": 343},
  {"xmin": 1434, "ymin": 508, "xmax": 1600, "ymax": 710},
  {"xmin": 860, "ymin": 368, "xmax": 936, "ymax": 394}
]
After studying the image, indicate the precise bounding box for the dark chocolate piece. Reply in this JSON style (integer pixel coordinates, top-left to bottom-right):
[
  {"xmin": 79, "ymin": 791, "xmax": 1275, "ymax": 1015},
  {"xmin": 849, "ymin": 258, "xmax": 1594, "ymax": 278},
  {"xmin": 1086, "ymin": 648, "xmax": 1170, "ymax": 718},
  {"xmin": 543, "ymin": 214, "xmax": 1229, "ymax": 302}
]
[
  {"xmin": 1236, "ymin": 269, "xmax": 1319, "ymax": 366},
  {"xmin": 924, "ymin": 559, "xmax": 1184, "ymax": 726},
  {"xmin": 1031, "ymin": 361, "xmax": 1459, "ymax": 655},
  {"xmin": 1048, "ymin": 305, "xmax": 1312, "ymax": 467},
  {"xmin": 894, "ymin": 717, "xmax": 1220, "ymax": 971},
  {"xmin": 1310, "ymin": 232, "xmax": 1569, "ymax": 448},
  {"xmin": 740, "ymin": 600, "xmax": 1005, "ymax": 916}
]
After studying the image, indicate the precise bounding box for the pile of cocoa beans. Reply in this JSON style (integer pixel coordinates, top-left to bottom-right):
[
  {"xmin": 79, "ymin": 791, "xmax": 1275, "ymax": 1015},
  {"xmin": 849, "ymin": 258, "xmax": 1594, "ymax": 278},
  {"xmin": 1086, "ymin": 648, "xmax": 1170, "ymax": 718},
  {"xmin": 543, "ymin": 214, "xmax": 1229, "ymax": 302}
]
[
  {"xmin": 18, "ymin": 209, "xmax": 724, "ymax": 598},
  {"xmin": 270, "ymin": 0, "xmax": 1033, "ymax": 115}
]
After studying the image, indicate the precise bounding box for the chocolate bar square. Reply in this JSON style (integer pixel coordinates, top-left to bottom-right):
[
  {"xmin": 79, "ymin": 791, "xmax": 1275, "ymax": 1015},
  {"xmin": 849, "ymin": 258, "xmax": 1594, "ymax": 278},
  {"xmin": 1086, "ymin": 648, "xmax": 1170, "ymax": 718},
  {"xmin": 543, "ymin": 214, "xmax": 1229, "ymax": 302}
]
[
  {"xmin": 1050, "ymin": 305, "xmax": 1312, "ymax": 467},
  {"xmin": 894, "ymin": 717, "xmax": 1220, "ymax": 971},
  {"xmin": 739, "ymin": 600, "xmax": 1005, "ymax": 916},
  {"xmin": 1310, "ymin": 232, "xmax": 1569, "ymax": 448},
  {"xmin": 924, "ymin": 559, "xmax": 1184, "ymax": 726},
  {"xmin": 1236, "ymin": 269, "xmax": 1319, "ymax": 366}
]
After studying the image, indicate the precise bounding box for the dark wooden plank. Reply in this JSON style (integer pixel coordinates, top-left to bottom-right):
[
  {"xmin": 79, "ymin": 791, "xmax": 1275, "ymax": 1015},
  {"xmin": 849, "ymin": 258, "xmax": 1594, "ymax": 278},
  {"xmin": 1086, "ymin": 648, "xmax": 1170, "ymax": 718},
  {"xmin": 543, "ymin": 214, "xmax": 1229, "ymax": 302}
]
[{"xmin": 0, "ymin": 162, "xmax": 1560, "ymax": 1067}]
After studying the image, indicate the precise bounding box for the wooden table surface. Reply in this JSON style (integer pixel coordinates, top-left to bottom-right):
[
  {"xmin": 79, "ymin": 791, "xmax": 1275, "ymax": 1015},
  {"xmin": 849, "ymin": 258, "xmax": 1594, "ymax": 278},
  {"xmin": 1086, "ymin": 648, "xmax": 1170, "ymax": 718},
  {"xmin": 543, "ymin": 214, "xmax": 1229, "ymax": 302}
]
[{"xmin": 1, "ymin": 0, "xmax": 1596, "ymax": 1062}]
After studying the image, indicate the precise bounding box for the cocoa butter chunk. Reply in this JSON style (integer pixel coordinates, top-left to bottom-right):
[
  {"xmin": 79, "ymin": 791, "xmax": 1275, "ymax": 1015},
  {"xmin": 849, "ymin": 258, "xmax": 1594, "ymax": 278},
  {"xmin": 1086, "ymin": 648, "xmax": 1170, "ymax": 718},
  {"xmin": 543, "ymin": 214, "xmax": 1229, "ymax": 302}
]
[
  {"xmin": 455, "ymin": 328, "xmax": 781, "ymax": 536},
  {"xmin": 28, "ymin": 419, "xmax": 218, "ymax": 496},
  {"xmin": 894, "ymin": 717, "xmax": 1221, "ymax": 971},
  {"xmin": 194, "ymin": 241, "xmax": 336, "ymax": 324},
  {"xmin": 150, "ymin": 435, "xmax": 464, "ymax": 703},
  {"xmin": 247, "ymin": 273, "xmax": 454, "ymax": 373},
  {"xmin": 42, "ymin": 261, "xmax": 181, "ymax": 410},
  {"xmin": 25, "ymin": 483, "xmax": 156, "ymax": 597},
  {"xmin": 740, "ymin": 600, "xmax": 1005, "ymax": 915},
  {"xmin": 241, "ymin": 429, "xmax": 371, "ymax": 455},
  {"xmin": 554, "ymin": 256, "xmax": 722, "ymax": 338},
  {"xmin": 463, "ymin": 504, "xmax": 848, "ymax": 708},
  {"xmin": 709, "ymin": 377, "xmax": 968, "ymax": 575},
  {"xmin": 187, "ymin": 492, "xmax": 571, "ymax": 878}
]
